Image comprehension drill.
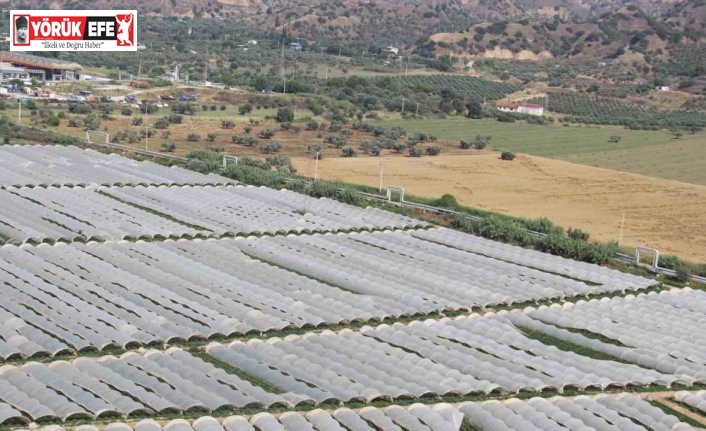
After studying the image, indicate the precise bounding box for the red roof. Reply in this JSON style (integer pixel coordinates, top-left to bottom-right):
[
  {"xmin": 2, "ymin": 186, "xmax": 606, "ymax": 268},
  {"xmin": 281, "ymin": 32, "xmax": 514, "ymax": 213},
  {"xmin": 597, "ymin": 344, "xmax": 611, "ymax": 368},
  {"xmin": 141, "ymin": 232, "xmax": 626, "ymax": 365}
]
[
  {"xmin": 520, "ymin": 103, "xmax": 544, "ymax": 108},
  {"xmin": 497, "ymin": 103, "xmax": 518, "ymax": 108}
]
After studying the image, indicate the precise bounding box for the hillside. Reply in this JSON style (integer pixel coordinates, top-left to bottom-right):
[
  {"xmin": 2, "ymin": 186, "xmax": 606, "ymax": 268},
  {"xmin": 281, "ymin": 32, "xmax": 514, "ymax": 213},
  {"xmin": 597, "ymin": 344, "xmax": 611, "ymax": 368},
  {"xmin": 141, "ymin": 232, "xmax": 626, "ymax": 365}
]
[
  {"xmin": 420, "ymin": 5, "xmax": 706, "ymax": 71},
  {"xmin": 2, "ymin": 0, "xmax": 702, "ymax": 44}
]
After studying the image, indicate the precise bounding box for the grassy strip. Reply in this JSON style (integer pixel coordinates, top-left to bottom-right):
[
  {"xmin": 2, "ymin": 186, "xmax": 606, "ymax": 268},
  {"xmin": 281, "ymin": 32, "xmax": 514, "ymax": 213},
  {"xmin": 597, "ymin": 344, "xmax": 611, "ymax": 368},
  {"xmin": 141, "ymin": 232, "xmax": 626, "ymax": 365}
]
[
  {"xmin": 649, "ymin": 399, "xmax": 706, "ymax": 429},
  {"xmin": 563, "ymin": 327, "xmax": 628, "ymax": 347},
  {"xmin": 516, "ymin": 326, "xmax": 637, "ymax": 365},
  {"xmin": 96, "ymin": 189, "xmax": 214, "ymax": 232},
  {"xmin": 189, "ymin": 349, "xmax": 287, "ymax": 394},
  {"xmin": 460, "ymin": 418, "xmax": 483, "ymax": 431}
]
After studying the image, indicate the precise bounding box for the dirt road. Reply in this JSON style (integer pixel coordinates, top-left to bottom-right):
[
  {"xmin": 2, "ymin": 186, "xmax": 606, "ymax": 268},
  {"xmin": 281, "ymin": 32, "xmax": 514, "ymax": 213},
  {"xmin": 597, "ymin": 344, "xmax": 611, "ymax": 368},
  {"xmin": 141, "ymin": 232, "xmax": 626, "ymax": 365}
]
[{"xmin": 293, "ymin": 154, "xmax": 706, "ymax": 263}]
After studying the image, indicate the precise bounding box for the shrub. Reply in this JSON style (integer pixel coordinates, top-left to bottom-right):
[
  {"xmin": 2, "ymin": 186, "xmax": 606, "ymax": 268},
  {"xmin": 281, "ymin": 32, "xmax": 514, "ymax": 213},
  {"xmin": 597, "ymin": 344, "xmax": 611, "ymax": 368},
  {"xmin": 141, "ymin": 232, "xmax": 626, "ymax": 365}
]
[
  {"xmin": 45, "ymin": 116, "xmax": 61, "ymax": 127},
  {"xmin": 370, "ymin": 146, "xmax": 381, "ymax": 156},
  {"xmin": 341, "ymin": 147, "xmax": 358, "ymax": 157},
  {"xmin": 261, "ymin": 142, "xmax": 283, "ymax": 154},
  {"xmin": 425, "ymin": 145, "xmax": 442, "ymax": 156},
  {"xmin": 222, "ymin": 120, "xmax": 235, "ymax": 129},
  {"xmin": 501, "ymin": 151, "xmax": 516, "ymax": 160},
  {"xmin": 567, "ymin": 227, "xmax": 590, "ymax": 241},
  {"xmin": 239, "ymin": 104, "xmax": 253, "ymax": 115},
  {"xmin": 434, "ymin": 194, "xmax": 459, "ymax": 210},
  {"xmin": 207, "ymin": 133, "xmax": 218, "ymax": 142},
  {"xmin": 187, "ymin": 133, "xmax": 201, "ymax": 141},
  {"xmin": 132, "ymin": 116, "xmax": 143, "ymax": 126},
  {"xmin": 244, "ymin": 126, "xmax": 252, "ymax": 133},
  {"xmin": 392, "ymin": 143, "xmax": 406, "ymax": 153},
  {"xmin": 675, "ymin": 264, "xmax": 692, "ymax": 282},
  {"xmin": 275, "ymin": 107, "xmax": 294, "ymax": 123},
  {"xmin": 154, "ymin": 117, "xmax": 170, "ymax": 129},
  {"xmin": 306, "ymin": 120, "xmax": 319, "ymax": 130},
  {"xmin": 460, "ymin": 140, "xmax": 472, "ymax": 149},
  {"xmin": 168, "ymin": 114, "xmax": 183, "ymax": 124},
  {"xmin": 474, "ymin": 134, "xmax": 491, "ymax": 149},
  {"xmin": 121, "ymin": 106, "xmax": 132, "ymax": 116},
  {"xmin": 409, "ymin": 147, "xmax": 423, "ymax": 157},
  {"xmin": 609, "ymin": 135, "xmax": 622, "ymax": 143},
  {"xmin": 258, "ymin": 128, "xmax": 277, "ymax": 139},
  {"xmin": 161, "ymin": 142, "xmax": 177, "ymax": 152},
  {"xmin": 161, "ymin": 130, "xmax": 171, "ymax": 139},
  {"xmin": 220, "ymin": 105, "xmax": 227, "ymax": 111}
]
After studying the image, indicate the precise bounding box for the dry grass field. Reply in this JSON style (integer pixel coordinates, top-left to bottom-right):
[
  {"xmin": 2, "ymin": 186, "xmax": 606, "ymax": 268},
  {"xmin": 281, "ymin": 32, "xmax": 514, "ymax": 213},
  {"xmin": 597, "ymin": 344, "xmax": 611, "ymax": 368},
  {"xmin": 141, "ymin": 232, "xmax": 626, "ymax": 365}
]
[{"xmin": 293, "ymin": 153, "xmax": 706, "ymax": 263}]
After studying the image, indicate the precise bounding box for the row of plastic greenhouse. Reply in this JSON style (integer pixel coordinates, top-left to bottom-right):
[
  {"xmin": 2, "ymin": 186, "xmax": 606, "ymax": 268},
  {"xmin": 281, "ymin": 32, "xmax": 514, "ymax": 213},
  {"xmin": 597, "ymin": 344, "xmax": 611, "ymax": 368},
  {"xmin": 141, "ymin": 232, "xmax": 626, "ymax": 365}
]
[
  {"xmin": 0, "ymin": 231, "xmax": 662, "ymax": 358},
  {"xmin": 206, "ymin": 314, "xmax": 675, "ymax": 404},
  {"xmin": 102, "ymin": 185, "xmax": 427, "ymax": 235},
  {"xmin": 512, "ymin": 288, "xmax": 706, "ymax": 381},
  {"xmin": 7, "ymin": 395, "xmax": 695, "ymax": 430},
  {"xmin": 0, "ymin": 185, "xmax": 426, "ymax": 244},
  {"xmin": 0, "ymin": 145, "xmax": 231, "ymax": 188},
  {"xmin": 237, "ymin": 230, "xmax": 656, "ymax": 311}
]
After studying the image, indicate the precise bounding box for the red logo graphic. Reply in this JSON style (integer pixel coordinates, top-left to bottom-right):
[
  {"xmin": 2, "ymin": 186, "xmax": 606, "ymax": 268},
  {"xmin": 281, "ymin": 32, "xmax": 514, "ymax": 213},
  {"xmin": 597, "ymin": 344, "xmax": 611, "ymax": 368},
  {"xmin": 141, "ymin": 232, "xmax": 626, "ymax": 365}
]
[{"xmin": 115, "ymin": 13, "xmax": 134, "ymax": 46}]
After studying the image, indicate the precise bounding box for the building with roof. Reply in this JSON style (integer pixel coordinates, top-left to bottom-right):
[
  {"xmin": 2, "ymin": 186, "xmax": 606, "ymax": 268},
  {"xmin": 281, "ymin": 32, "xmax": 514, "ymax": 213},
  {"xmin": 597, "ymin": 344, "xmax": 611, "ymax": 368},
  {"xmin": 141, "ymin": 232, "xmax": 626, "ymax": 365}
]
[
  {"xmin": 0, "ymin": 62, "xmax": 30, "ymax": 82},
  {"xmin": 496, "ymin": 102, "xmax": 544, "ymax": 116},
  {"xmin": 0, "ymin": 51, "xmax": 82, "ymax": 82}
]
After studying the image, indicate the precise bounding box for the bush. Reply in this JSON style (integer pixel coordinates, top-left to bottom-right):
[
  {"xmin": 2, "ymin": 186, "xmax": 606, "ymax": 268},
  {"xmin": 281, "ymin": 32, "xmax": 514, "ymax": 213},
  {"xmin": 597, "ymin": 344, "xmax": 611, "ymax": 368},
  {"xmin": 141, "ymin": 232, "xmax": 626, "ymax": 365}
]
[
  {"xmin": 409, "ymin": 147, "xmax": 423, "ymax": 157},
  {"xmin": 222, "ymin": 120, "xmax": 235, "ymax": 129},
  {"xmin": 675, "ymin": 264, "xmax": 692, "ymax": 282},
  {"xmin": 425, "ymin": 145, "xmax": 442, "ymax": 156},
  {"xmin": 258, "ymin": 128, "xmax": 277, "ymax": 139},
  {"xmin": 207, "ymin": 133, "xmax": 218, "ymax": 142},
  {"xmin": 261, "ymin": 142, "xmax": 283, "ymax": 154},
  {"xmin": 370, "ymin": 146, "xmax": 381, "ymax": 156},
  {"xmin": 238, "ymin": 104, "xmax": 253, "ymax": 115},
  {"xmin": 501, "ymin": 151, "xmax": 516, "ymax": 160},
  {"xmin": 341, "ymin": 147, "xmax": 358, "ymax": 157},
  {"xmin": 609, "ymin": 135, "xmax": 622, "ymax": 143},
  {"xmin": 567, "ymin": 227, "xmax": 590, "ymax": 241},
  {"xmin": 161, "ymin": 142, "xmax": 177, "ymax": 152},
  {"xmin": 474, "ymin": 134, "xmax": 491, "ymax": 149},
  {"xmin": 187, "ymin": 133, "xmax": 201, "ymax": 141},
  {"xmin": 275, "ymin": 107, "xmax": 294, "ymax": 123},
  {"xmin": 154, "ymin": 117, "xmax": 170, "ymax": 129},
  {"xmin": 132, "ymin": 116, "xmax": 143, "ymax": 126},
  {"xmin": 244, "ymin": 126, "xmax": 252, "ymax": 133},
  {"xmin": 434, "ymin": 194, "xmax": 459, "ymax": 210},
  {"xmin": 45, "ymin": 116, "xmax": 60, "ymax": 127},
  {"xmin": 121, "ymin": 106, "xmax": 132, "ymax": 116},
  {"xmin": 460, "ymin": 140, "xmax": 472, "ymax": 149}
]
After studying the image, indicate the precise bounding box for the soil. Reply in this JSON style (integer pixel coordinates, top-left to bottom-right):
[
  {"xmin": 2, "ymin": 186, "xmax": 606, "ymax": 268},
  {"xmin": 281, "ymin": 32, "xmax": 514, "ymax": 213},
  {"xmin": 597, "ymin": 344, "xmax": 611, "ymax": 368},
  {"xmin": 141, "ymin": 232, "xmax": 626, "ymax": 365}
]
[{"xmin": 292, "ymin": 153, "xmax": 706, "ymax": 263}]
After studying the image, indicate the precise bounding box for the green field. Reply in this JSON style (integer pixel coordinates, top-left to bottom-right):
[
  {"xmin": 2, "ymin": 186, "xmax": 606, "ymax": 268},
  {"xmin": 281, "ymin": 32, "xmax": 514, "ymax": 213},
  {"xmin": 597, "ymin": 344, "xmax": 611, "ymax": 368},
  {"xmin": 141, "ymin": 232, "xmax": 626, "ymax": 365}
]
[{"xmin": 383, "ymin": 117, "xmax": 706, "ymax": 185}]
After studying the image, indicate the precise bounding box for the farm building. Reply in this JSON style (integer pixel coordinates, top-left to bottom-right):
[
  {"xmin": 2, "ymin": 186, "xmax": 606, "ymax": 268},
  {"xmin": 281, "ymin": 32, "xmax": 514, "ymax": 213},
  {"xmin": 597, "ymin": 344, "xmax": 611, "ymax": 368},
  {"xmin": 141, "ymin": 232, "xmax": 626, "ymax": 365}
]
[
  {"xmin": 496, "ymin": 102, "xmax": 545, "ymax": 116},
  {"xmin": 0, "ymin": 61, "xmax": 30, "ymax": 82},
  {"xmin": 0, "ymin": 51, "xmax": 82, "ymax": 82}
]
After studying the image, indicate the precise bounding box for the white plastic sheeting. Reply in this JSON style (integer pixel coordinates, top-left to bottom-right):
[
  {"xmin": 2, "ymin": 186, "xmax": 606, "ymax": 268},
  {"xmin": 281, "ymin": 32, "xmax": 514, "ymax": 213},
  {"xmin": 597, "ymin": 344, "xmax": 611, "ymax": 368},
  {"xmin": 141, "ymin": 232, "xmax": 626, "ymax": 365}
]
[
  {"xmin": 675, "ymin": 391, "xmax": 706, "ymax": 414},
  {"xmin": 0, "ymin": 187, "xmax": 202, "ymax": 243},
  {"xmin": 206, "ymin": 314, "xmax": 672, "ymax": 402},
  {"xmin": 412, "ymin": 228, "xmax": 658, "ymax": 291},
  {"xmin": 237, "ymin": 230, "xmax": 655, "ymax": 313},
  {"xmin": 517, "ymin": 288, "xmax": 706, "ymax": 383},
  {"xmin": 102, "ymin": 185, "xmax": 428, "ymax": 235},
  {"xmin": 0, "ymin": 348, "xmax": 293, "ymax": 422},
  {"xmin": 0, "ymin": 238, "xmax": 426, "ymax": 356},
  {"xmin": 15, "ymin": 403, "xmax": 463, "ymax": 431},
  {"xmin": 461, "ymin": 393, "xmax": 695, "ymax": 431},
  {"xmin": 0, "ymin": 145, "xmax": 231, "ymax": 188}
]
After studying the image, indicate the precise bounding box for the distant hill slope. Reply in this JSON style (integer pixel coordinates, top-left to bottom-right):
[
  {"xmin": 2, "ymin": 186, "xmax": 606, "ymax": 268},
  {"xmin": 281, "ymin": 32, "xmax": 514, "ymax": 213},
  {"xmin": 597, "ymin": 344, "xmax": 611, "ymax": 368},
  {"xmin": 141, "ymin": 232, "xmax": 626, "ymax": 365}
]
[{"xmin": 2, "ymin": 0, "xmax": 702, "ymax": 44}]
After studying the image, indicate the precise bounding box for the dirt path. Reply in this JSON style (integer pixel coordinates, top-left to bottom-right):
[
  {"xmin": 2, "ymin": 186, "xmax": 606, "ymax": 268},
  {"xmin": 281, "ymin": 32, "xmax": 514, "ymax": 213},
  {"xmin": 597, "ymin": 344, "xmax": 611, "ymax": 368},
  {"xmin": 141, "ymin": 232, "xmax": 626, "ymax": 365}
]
[
  {"xmin": 650, "ymin": 392, "xmax": 706, "ymax": 428},
  {"xmin": 292, "ymin": 154, "xmax": 706, "ymax": 263}
]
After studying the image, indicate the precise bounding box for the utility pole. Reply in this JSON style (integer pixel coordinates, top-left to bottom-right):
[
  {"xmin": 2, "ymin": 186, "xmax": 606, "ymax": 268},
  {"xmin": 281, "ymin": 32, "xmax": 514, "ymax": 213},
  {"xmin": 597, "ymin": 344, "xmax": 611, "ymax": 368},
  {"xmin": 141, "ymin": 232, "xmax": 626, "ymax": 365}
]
[
  {"xmin": 314, "ymin": 151, "xmax": 320, "ymax": 181},
  {"xmin": 18, "ymin": 99, "xmax": 21, "ymax": 124},
  {"xmin": 618, "ymin": 213, "xmax": 626, "ymax": 247},
  {"xmin": 401, "ymin": 97, "xmax": 405, "ymax": 114},
  {"xmin": 405, "ymin": 57, "xmax": 409, "ymax": 77},
  {"xmin": 378, "ymin": 162, "xmax": 385, "ymax": 193},
  {"xmin": 144, "ymin": 99, "xmax": 149, "ymax": 151},
  {"xmin": 416, "ymin": 102, "xmax": 419, "ymax": 117}
]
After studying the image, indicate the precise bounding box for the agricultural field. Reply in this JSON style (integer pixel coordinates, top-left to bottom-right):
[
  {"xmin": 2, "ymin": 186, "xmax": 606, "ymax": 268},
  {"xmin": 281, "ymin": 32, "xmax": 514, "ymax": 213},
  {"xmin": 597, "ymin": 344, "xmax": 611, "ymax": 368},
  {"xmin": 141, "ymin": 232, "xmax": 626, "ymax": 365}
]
[
  {"xmin": 382, "ymin": 117, "xmax": 706, "ymax": 185},
  {"xmin": 292, "ymin": 153, "xmax": 706, "ymax": 262},
  {"xmin": 541, "ymin": 92, "xmax": 706, "ymax": 129}
]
